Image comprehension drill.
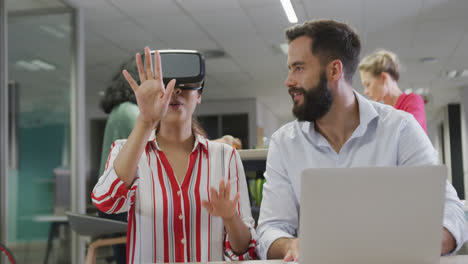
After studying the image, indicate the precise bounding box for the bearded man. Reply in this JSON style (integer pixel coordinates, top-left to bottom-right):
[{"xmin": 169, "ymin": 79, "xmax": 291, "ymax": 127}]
[{"xmin": 256, "ymin": 19, "xmax": 467, "ymax": 261}]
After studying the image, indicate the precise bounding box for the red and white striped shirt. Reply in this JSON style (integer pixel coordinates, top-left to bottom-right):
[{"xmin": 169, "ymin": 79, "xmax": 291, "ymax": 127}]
[{"xmin": 92, "ymin": 134, "xmax": 257, "ymax": 263}]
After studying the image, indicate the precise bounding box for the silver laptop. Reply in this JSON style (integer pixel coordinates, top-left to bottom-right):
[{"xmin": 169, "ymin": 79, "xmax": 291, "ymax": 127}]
[{"xmin": 299, "ymin": 166, "xmax": 446, "ymax": 264}]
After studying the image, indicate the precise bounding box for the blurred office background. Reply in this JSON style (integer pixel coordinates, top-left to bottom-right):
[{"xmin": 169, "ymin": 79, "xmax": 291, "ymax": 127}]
[{"xmin": 1, "ymin": 0, "xmax": 468, "ymax": 263}]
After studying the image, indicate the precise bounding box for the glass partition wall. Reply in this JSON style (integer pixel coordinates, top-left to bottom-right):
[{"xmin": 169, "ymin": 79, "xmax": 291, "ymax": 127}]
[
  {"xmin": 1, "ymin": 1, "xmax": 9, "ymax": 261},
  {"xmin": 1, "ymin": 1, "xmax": 81, "ymax": 263}
]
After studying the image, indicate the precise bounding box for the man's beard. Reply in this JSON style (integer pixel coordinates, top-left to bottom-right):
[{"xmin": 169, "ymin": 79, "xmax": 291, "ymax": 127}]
[{"xmin": 291, "ymin": 72, "xmax": 334, "ymax": 122}]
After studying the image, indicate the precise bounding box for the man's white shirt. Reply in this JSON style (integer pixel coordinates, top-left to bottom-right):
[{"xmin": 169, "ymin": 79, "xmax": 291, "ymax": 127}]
[{"xmin": 256, "ymin": 91, "xmax": 468, "ymax": 259}]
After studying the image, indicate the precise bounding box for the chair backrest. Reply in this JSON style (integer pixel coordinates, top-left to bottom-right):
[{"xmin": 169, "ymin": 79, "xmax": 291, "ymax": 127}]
[{"xmin": 0, "ymin": 243, "xmax": 16, "ymax": 264}]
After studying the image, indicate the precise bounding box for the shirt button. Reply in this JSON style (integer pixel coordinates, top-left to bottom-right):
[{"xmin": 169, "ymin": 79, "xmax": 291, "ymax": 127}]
[
  {"xmin": 181, "ymin": 238, "xmax": 186, "ymax": 244},
  {"xmin": 177, "ymin": 190, "xmax": 181, "ymax": 196},
  {"xmin": 179, "ymin": 214, "xmax": 183, "ymax": 220}
]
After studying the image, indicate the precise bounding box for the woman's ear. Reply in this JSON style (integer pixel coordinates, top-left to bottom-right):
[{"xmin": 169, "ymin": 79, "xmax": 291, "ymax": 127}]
[
  {"xmin": 381, "ymin": 72, "xmax": 390, "ymax": 83},
  {"xmin": 197, "ymin": 92, "xmax": 202, "ymax": 104}
]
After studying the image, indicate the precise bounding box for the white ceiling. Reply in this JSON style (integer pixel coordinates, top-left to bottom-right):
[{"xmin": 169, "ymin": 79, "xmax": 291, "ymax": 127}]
[{"xmin": 8, "ymin": 0, "xmax": 468, "ymax": 125}]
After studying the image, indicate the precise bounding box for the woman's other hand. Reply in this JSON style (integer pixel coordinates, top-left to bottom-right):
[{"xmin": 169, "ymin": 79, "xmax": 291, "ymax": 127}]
[{"xmin": 202, "ymin": 179, "xmax": 240, "ymax": 221}]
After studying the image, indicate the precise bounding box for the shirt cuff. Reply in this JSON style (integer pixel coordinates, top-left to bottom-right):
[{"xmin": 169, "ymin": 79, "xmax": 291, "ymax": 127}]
[
  {"xmin": 258, "ymin": 228, "xmax": 295, "ymax": 260},
  {"xmin": 224, "ymin": 229, "xmax": 257, "ymax": 260},
  {"xmin": 443, "ymin": 215, "xmax": 468, "ymax": 254}
]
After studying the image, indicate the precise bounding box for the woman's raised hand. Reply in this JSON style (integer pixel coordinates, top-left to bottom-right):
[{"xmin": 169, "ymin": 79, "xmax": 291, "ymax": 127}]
[{"xmin": 122, "ymin": 47, "xmax": 175, "ymax": 127}]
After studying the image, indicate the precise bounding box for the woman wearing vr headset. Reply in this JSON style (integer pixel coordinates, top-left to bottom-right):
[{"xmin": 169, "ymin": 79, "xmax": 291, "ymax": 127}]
[{"xmin": 92, "ymin": 47, "xmax": 256, "ymax": 263}]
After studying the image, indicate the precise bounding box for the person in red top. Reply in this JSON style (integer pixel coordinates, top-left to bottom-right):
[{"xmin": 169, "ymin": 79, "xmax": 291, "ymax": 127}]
[{"xmin": 358, "ymin": 49, "xmax": 427, "ymax": 133}]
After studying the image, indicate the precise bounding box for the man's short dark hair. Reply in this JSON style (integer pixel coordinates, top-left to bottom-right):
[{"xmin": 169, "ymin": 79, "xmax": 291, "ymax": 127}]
[{"xmin": 285, "ymin": 19, "xmax": 361, "ymax": 83}]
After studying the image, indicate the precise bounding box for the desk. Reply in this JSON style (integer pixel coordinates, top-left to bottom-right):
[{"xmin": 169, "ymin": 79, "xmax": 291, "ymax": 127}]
[
  {"xmin": 66, "ymin": 212, "xmax": 127, "ymax": 237},
  {"xmin": 67, "ymin": 212, "xmax": 128, "ymax": 264},
  {"xmin": 239, "ymin": 149, "xmax": 267, "ymax": 173},
  {"xmin": 162, "ymin": 256, "xmax": 468, "ymax": 264},
  {"xmin": 33, "ymin": 215, "xmax": 68, "ymax": 264},
  {"xmin": 238, "ymin": 149, "xmax": 268, "ymax": 160}
]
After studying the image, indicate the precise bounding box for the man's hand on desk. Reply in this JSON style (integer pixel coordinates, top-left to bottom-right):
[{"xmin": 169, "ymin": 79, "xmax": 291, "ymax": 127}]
[
  {"xmin": 267, "ymin": 230, "xmax": 457, "ymax": 261},
  {"xmin": 268, "ymin": 237, "xmax": 299, "ymax": 261},
  {"xmin": 441, "ymin": 227, "xmax": 456, "ymax": 255},
  {"xmin": 284, "ymin": 238, "xmax": 299, "ymax": 262}
]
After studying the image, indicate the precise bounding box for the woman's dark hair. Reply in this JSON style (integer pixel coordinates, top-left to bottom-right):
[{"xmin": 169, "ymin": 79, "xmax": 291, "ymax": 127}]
[
  {"xmin": 100, "ymin": 56, "xmax": 138, "ymax": 114},
  {"xmin": 191, "ymin": 118, "xmax": 208, "ymax": 138},
  {"xmin": 155, "ymin": 118, "xmax": 207, "ymax": 138}
]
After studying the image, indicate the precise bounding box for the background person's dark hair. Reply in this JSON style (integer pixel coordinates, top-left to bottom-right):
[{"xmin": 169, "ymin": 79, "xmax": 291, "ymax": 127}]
[
  {"xmin": 285, "ymin": 19, "xmax": 361, "ymax": 83},
  {"xmin": 100, "ymin": 56, "xmax": 138, "ymax": 114}
]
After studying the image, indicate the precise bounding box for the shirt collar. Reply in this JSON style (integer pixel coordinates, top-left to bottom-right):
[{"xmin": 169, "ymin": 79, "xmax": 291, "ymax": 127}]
[
  {"xmin": 150, "ymin": 132, "xmax": 208, "ymax": 154},
  {"xmin": 352, "ymin": 90, "xmax": 379, "ymax": 137},
  {"xmin": 300, "ymin": 90, "xmax": 379, "ymax": 146},
  {"xmin": 300, "ymin": 121, "xmax": 329, "ymax": 147},
  {"xmin": 194, "ymin": 134, "xmax": 209, "ymax": 154}
]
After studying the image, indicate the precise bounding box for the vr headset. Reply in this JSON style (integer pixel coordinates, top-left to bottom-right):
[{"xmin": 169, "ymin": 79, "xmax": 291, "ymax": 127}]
[{"xmin": 147, "ymin": 49, "xmax": 206, "ymax": 91}]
